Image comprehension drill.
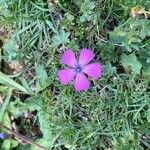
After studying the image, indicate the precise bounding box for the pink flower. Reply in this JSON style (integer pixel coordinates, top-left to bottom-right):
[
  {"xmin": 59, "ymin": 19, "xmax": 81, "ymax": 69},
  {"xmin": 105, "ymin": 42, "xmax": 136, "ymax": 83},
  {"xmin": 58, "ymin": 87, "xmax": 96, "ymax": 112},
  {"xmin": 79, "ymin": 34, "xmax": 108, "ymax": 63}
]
[{"xmin": 58, "ymin": 48, "xmax": 103, "ymax": 91}]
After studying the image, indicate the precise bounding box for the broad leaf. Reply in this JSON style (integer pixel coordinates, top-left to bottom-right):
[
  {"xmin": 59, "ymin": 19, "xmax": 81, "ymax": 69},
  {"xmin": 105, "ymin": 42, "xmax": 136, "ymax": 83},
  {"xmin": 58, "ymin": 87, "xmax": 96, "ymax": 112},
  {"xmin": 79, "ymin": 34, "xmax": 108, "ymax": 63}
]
[
  {"xmin": 35, "ymin": 65, "xmax": 48, "ymax": 82},
  {"xmin": 4, "ymin": 40, "xmax": 17, "ymax": 60},
  {"xmin": 52, "ymin": 30, "xmax": 70, "ymax": 47},
  {"xmin": 1, "ymin": 140, "xmax": 11, "ymax": 150},
  {"xmin": 121, "ymin": 53, "xmax": 142, "ymax": 75}
]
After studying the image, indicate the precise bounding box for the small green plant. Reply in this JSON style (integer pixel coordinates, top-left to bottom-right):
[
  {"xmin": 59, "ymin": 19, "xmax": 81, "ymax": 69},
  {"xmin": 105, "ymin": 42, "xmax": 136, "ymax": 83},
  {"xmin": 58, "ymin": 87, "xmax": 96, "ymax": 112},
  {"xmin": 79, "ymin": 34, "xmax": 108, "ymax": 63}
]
[
  {"xmin": 0, "ymin": 0, "xmax": 150, "ymax": 149},
  {"xmin": 109, "ymin": 18, "xmax": 150, "ymax": 75},
  {"xmin": 80, "ymin": 0, "xmax": 96, "ymax": 22}
]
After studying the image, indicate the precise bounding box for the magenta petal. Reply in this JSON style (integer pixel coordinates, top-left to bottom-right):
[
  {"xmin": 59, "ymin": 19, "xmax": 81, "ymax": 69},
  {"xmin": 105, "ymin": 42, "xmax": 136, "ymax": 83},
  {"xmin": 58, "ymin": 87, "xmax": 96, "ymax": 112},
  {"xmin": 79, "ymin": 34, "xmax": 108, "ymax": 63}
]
[
  {"xmin": 58, "ymin": 69, "xmax": 75, "ymax": 85},
  {"xmin": 74, "ymin": 73, "xmax": 90, "ymax": 91},
  {"xmin": 62, "ymin": 49, "xmax": 77, "ymax": 67},
  {"xmin": 83, "ymin": 63, "xmax": 103, "ymax": 80},
  {"xmin": 79, "ymin": 48, "xmax": 95, "ymax": 66}
]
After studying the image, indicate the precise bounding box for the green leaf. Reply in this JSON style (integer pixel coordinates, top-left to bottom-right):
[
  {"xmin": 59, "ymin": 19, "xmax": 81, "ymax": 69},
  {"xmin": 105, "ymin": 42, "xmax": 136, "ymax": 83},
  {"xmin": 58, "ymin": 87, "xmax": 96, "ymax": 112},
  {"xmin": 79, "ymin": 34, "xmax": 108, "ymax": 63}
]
[
  {"xmin": 4, "ymin": 40, "xmax": 16, "ymax": 52},
  {"xmin": 131, "ymin": 44, "xmax": 139, "ymax": 51},
  {"xmin": 1, "ymin": 139, "xmax": 18, "ymax": 150},
  {"xmin": 139, "ymin": 48, "xmax": 150, "ymax": 75},
  {"xmin": 20, "ymin": 78, "xmax": 33, "ymax": 93},
  {"xmin": 121, "ymin": 53, "xmax": 142, "ymax": 75},
  {"xmin": 38, "ymin": 110, "xmax": 52, "ymax": 140},
  {"xmin": 24, "ymin": 96, "xmax": 42, "ymax": 111},
  {"xmin": 36, "ymin": 110, "xmax": 53, "ymax": 149},
  {"xmin": 146, "ymin": 58, "xmax": 150, "ymax": 63},
  {"xmin": 1, "ymin": 112, "xmax": 11, "ymax": 128},
  {"xmin": 140, "ymin": 28, "xmax": 147, "ymax": 39},
  {"xmin": 0, "ymin": 71, "xmax": 29, "ymax": 94},
  {"xmin": 68, "ymin": 40, "xmax": 79, "ymax": 51},
  {"xmin": 100, "ymin": 42, "xmax": 115, "ymax": 60},
  {"xmin": 35, "ymin": 65, "xmax": 49, "ymax": 91},
  {"xmin": 145, "ymin": 24, "xmax": 150, "ymax": 36},
  {"xmin": 35, "ymin": 65, "xmax": 48, "ymax": 82},
  {"xmin": 0, "ymin": 89, "xmax": 12, "ymax": 122},
  {"xmin": 109, "ymin": 28, "xmax": 127, "ymax": 44},
  {"xmin": 45, "ymin": 20, "xmax": 58, "ymax": 34},
  {"xmin": 8, "ymin": 100, "xmax": 26, "ymax": 117},
  {"xmin": 1, "ymin": 140, "xmax": 11, "ymax": 150},
  {"xmin": 52, "ymin": 30, "xmax": 70, "ymax": 47},
  {"xmin": 35, "ymin": 110, "xmax": 61, "ymax": 150},
  {"xmin": 119, "ymin": 144, "xmax": 132, "ymax": 150},
  {"xmin": 143, "ymin": 63, "xmax": 150, "ymax": 75},
  {"xmin": 135, "ymin": 145, "xmax": 144, "ymax": 150},
  {"xmin": 147, "ymin": 107, "xmax": 150, "ymax": 122},
  {"xmin": 4, "ymin": 40, "xmax": 17, "ymax": 60},
  {"xmin": 30, "ymin": 139, "xmax": 51, "ymax": 150},
  {"xmin": 103, "ymin": 63, "xmax": 116, "ymax": 76},
  {"xmin": 11, "ymin": 140, "xmax": 19, "ymax": 148}
]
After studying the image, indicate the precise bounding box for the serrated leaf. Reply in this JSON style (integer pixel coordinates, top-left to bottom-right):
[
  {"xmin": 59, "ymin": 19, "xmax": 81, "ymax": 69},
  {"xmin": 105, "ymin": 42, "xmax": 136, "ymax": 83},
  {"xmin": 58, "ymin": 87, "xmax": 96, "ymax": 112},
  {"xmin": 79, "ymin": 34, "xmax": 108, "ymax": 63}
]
[
  {"xmin": 109, "ymin": 28, "xmax": 127, "ymax": 44},
  {"xmin": 140, "ymin": 28, "xmax": 147, "ymax": 39},
  {"xmin": 52, "ymin": 30, "xmax": 70, "ymax": 47},
  {"xmin": 103, "ymin": 63, "xmax": 116, "ymax": 76},
  {"xmin": 121, "ymin": 53, "xmax": 142, "ymax": 74}
]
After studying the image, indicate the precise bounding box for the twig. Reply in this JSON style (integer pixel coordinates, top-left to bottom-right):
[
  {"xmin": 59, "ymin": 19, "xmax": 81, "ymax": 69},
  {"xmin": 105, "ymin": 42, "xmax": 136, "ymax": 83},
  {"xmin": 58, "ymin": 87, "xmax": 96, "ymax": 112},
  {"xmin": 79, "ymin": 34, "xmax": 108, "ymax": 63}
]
[{"xmin": 0, "ymin": 123, "xmax": 48, "ymax": 150}]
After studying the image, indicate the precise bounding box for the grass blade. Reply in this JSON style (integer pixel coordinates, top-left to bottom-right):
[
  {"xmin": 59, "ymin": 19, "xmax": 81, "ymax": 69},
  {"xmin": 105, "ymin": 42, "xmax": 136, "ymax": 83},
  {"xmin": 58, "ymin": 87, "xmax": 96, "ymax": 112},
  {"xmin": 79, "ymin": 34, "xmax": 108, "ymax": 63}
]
[{"xmin": 0, "ymin": 71, "xmax": 29, "ymax": 94}]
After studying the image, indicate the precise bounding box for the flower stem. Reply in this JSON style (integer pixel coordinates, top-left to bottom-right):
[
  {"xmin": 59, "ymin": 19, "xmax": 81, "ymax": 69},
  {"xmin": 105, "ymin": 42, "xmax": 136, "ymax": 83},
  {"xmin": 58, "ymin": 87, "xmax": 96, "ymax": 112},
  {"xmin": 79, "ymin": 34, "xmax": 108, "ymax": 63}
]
[{"xmin": 0, "ymin": 123, "xmax": 47, "ymax": 150}]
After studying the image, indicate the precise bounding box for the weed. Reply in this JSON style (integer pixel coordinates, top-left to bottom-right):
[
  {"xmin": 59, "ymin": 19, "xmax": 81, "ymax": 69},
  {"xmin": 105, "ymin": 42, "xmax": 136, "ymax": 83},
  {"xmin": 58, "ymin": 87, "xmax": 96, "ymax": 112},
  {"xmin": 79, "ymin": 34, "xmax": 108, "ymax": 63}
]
[{"xmin": 0, "ymin": 0, "xmax": 150, "ymax": 149}]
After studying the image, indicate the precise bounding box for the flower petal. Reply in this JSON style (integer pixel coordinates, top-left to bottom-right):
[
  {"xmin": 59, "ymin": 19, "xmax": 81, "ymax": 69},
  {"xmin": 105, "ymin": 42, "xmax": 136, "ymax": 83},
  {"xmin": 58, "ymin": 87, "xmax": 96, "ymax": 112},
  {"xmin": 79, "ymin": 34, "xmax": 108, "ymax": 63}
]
[
  {"xmin": 0, "ymin": 133, "xmax": 9, "ymax": 139},
  {"xmin": 74, "ymin": 73, "xmax": 90, "ymax": 91},
  {"xmin": 62, "ymin": 49, "xmax": 77, "ymax": 67},
  {"xmin": 58, "ymin": 69, "xmax": 75, "ymax": 85},
  {"xmin": 79, "ymin": 48, "xmax": 95, "ymax": 66},
  {"xmin": 83, "ymin": 63, "xmax": 103, "ymax": 80}
]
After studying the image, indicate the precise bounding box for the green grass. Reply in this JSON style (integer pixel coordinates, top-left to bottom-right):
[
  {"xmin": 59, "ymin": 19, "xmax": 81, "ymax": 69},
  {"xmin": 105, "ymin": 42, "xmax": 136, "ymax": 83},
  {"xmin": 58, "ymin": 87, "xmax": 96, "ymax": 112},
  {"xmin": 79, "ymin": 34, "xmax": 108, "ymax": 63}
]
[{"xmin": 0, "ymin": 0, "xmax": 150, "ymax": 150}]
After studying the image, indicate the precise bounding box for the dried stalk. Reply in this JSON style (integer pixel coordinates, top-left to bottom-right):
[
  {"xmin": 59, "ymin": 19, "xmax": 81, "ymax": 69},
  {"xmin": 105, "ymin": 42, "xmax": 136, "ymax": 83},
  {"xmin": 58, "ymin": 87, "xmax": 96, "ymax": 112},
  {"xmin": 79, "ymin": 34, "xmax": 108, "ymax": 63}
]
[{"xmin": 0, "ymin": 123, "xmax": 48, "ymax": 150}]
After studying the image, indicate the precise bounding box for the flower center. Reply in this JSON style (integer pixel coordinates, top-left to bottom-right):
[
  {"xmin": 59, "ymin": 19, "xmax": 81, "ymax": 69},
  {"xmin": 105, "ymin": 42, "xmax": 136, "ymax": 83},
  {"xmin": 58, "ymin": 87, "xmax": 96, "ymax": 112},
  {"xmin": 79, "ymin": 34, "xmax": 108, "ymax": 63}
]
[{"xmin": 75, "ymin": 65, "xmax": 83, "ymax": 73}]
